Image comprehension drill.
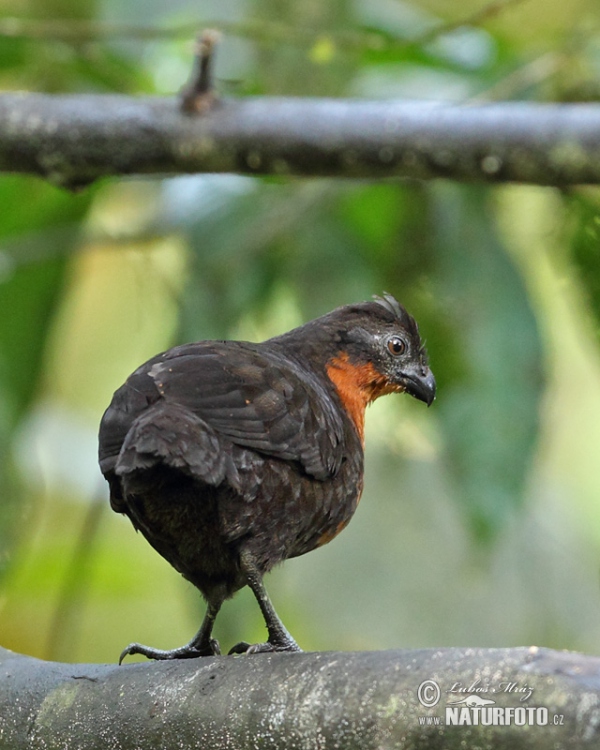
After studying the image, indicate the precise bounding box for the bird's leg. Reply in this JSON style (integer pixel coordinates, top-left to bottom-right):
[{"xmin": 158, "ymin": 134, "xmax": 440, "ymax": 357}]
[
  {"xmin": 119, "ymin": 598, "xmax": 223, "ymax": 664},
  {"xmin": 228, "ymin": 551, "xmax": 302, "ymax": 655}
]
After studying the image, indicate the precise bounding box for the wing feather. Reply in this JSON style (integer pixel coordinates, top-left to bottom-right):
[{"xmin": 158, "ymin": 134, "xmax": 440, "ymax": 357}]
[{"xmin": 99, "ymin": 341, "xmax": 344, "ymax": 485}]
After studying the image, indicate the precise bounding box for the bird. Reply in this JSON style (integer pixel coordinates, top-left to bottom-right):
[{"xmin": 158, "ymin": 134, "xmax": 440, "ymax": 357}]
[{"xmin": 98, "ymin": 293, "xmax": 435, "ymax": 662}]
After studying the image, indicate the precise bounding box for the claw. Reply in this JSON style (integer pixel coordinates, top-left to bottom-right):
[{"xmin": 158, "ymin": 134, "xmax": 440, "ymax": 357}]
[{"xmin": 228, "ymin": 641, "xmax": 252, "ymax": 655}]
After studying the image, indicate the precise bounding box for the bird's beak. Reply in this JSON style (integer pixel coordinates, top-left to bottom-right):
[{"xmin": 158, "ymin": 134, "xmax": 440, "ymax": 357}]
[{"xmin": 401, "ymin": 367, "xmax": 436, "ymax": 407}]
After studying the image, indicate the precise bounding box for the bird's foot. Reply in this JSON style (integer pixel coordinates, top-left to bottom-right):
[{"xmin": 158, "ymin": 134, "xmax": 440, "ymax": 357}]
[
  {"xmin": 119, "ymin": 638, "xmax": 221, "ymax": 664},
  {"xmin": 228, "ymin": 637, "xmax": 302, "ymax": 655}
]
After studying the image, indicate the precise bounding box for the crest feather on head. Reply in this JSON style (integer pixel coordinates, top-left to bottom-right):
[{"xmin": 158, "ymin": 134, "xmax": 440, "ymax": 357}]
[{"xmin": 372, "ymin": 293, "xmax": 419, "ymax": 338}]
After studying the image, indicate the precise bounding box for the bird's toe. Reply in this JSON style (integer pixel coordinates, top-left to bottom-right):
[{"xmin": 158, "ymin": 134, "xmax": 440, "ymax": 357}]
[
  {"xmin": 228, "ymin": 638, "xmax": 302, "ymax": 656},
  {"xmin": 119, "ymin": 639, "xmax": 221, "ymax": 663}
]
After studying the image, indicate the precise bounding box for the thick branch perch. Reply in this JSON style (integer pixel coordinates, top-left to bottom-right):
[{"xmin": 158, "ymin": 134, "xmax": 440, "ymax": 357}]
[
  {"xmin": 3, "ymin": 93, "xmax": 600, "ymax": 188},
  {"xmin": 1, "ymin": 645, "xmax": 600, "ymax": 748}
]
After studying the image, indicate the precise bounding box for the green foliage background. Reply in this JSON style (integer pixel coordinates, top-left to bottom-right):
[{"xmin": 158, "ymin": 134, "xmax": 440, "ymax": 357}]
[{"xmin": 2, "ymin": 0, "xmax": 600, "ymax": 663}]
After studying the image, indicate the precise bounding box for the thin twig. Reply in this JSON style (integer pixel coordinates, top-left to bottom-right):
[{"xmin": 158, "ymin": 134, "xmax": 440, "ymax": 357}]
[
  {"xmin": 472, "ymin": 52, "xmax": 564, "ymax": 102},
  {"xmin": 412, "ymin": 0, "xmax": 532, "ymax": 48}
]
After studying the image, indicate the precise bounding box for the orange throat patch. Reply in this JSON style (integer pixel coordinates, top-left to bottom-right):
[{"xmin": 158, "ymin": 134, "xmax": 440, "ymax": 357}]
[{"xmin": 325, "ymin": 352, "xmax": 402, "ymax": 443}]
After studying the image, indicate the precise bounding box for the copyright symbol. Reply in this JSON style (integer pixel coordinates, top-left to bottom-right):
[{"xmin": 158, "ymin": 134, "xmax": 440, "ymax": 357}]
[{"xmin": 418, "ymin": 680, "xmax": 441, "ymax": 708}]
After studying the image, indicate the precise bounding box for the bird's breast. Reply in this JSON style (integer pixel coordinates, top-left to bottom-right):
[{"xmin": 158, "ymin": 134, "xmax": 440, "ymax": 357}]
[{"xmin": 325, "ymin": 352, "xmax": 401, "ymax": 444}]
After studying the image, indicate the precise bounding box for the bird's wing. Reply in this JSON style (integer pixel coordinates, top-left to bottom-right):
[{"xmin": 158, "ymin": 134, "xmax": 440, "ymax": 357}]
[
  {"xmin": 99, "ymin": 342, "xmax": 345, "ymax": 484},
  {"xmin": 114, "ymin": 400, "xmax": 230, "ymax": 484}
]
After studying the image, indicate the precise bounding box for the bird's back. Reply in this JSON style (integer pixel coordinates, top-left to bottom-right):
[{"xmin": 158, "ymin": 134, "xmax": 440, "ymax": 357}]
[{"xmin": 98, "ymin": 339, "xmax": 364, "ymax": 597}]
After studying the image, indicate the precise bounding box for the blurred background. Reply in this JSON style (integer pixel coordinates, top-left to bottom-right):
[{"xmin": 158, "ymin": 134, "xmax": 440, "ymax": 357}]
[{"xmin": 2, "ymin": 0, "xmax": 600, "ymax": 664}]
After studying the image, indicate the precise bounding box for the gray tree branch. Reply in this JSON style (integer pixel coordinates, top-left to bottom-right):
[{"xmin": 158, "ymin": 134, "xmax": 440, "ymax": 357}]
[
  {"xmin": 2, "ymin": 93, "xmax": 600, "ymax": 188},
  {"xmin": 1, "ymin": 645, "xmax": 600, "ymax": 748}
]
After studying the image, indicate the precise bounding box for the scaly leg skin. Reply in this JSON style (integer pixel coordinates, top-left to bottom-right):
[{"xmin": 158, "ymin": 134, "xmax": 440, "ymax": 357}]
[
  {"xmin": 119, "ymin": 599, "xmax": 222, "ymax": 664},
  {"xmin": 229, "ymin": 551, "xmax": 302, "ymax": 656}
]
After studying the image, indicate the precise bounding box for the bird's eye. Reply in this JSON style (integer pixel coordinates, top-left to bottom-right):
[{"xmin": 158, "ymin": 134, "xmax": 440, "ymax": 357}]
[{"xmin": 387, "ymin": 336, "xmax": 406, "ymax": 356}]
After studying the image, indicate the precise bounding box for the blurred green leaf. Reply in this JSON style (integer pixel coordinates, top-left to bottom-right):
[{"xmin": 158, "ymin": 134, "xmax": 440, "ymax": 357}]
[
  {"xmin": 177, "ymin": 180, "xmax": 301, "ymax": 340},
  {"xmin": 0, "ymin": 177, "xmax": 92, "ymax": 578},
  {"xmin": 0, "ymin": 257, "xmax": 67, "ymax": 426},
  {"xmin": 178, "ymin": 180, "xmax": 353, "ymax": 340},
  {"xmin": 568, "ymin": 191, "xmax": 600, "ymax": 329},
  {"xmin": 0, "ymin": 176, "xmax": 92, "ymax": 422},
  {"xmin": 0, "ymin": 254, "xmax": 69, "ymax": 578},
  {"xmin": 428, "ymin": 185, "xmax": 544, "ymax": 541},
  {"xmin": 0, "ymin": 38, "xmax": 27, "ymax": 72},
  {"xmin": 68, "ymin": 43, "xmax": 155, "ymax": 93}
]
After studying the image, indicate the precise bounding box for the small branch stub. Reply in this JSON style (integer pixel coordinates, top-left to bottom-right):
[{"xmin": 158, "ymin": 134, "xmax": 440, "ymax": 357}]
[{"xmin": 180, "ymin": 29, "xmax": 221, "ymax": 115}]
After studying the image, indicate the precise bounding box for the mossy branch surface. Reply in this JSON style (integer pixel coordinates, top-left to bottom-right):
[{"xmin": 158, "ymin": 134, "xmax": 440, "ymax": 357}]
[{"xmin": 1, "ymin": 645, "xmax": 600, "ymax": 748}]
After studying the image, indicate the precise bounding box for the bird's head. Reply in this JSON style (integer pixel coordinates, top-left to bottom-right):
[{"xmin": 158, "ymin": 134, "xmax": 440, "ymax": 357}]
[
  {"xmin": 323, "ymin": 293, "xmax": 435, "ymax": 407},
  {"xmin": 279, "ymin": 293, "xmax": 435, "ymax": 440}
]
